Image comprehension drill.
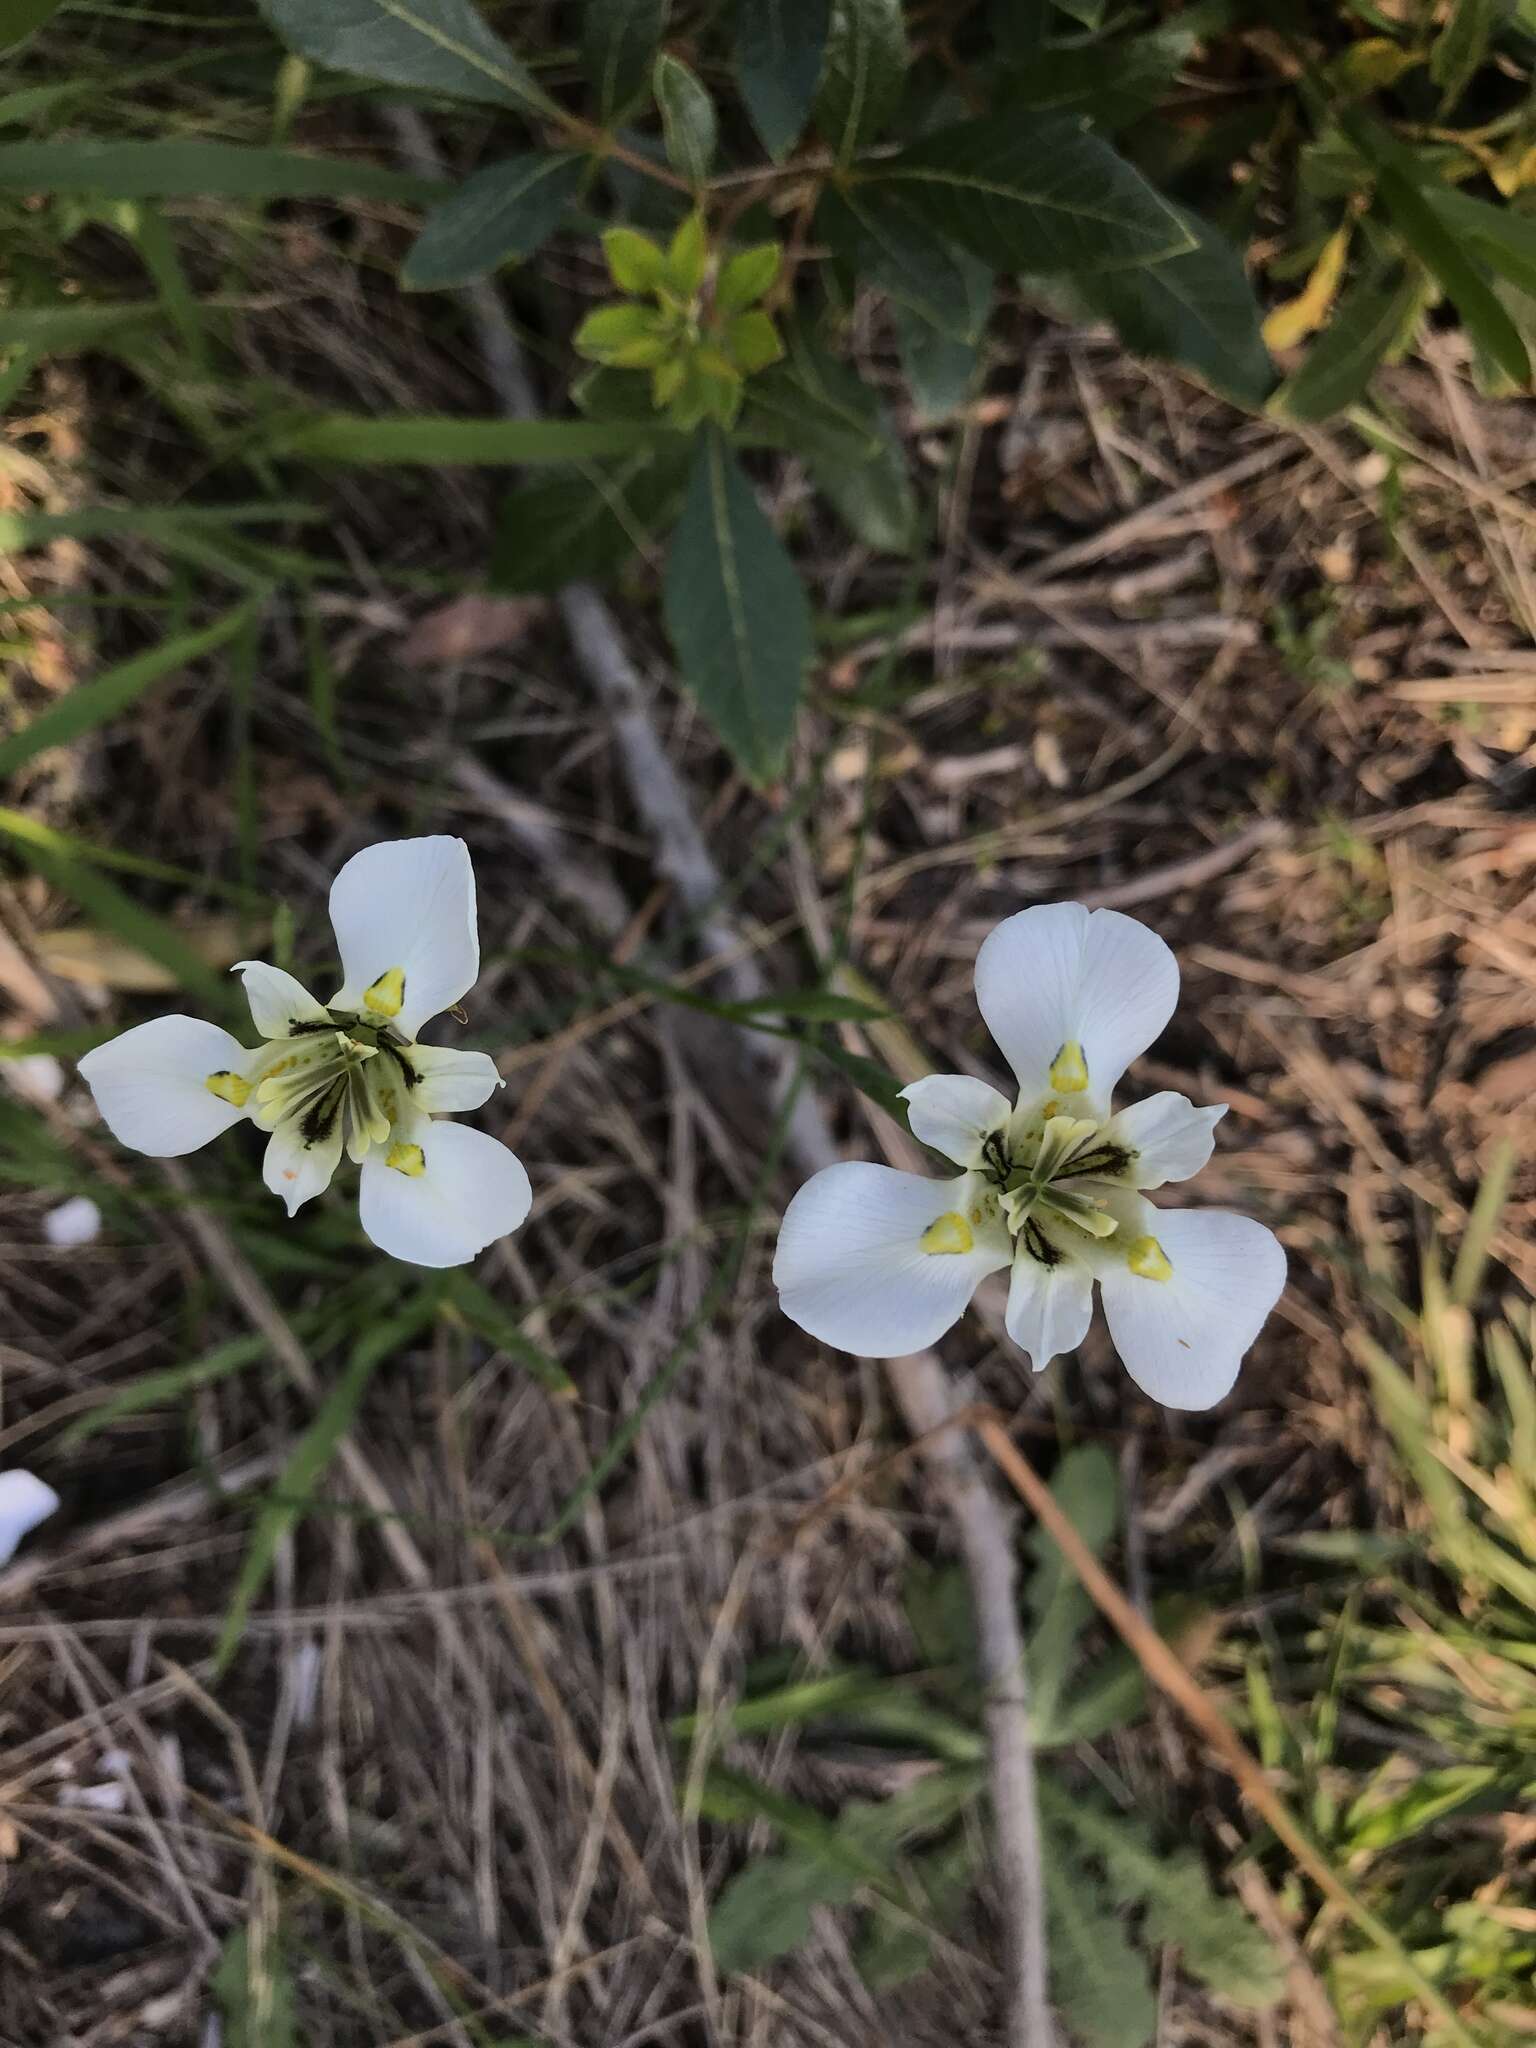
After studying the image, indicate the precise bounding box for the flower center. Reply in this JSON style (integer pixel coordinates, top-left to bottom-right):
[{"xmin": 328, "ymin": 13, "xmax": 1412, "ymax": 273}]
[
  {"xmin": 976, "ymin": 1109, "xmax": 1131, "ymax": 1247},
  {"xmin": 238, "ymin": 1023, "xmax": 414, "ymax": 1160}
]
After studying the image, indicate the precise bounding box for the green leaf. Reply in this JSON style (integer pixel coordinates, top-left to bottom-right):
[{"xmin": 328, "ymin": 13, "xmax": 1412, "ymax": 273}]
[
  {"xmin": 1037, "ymin": 1641, "xmax": 1146, "ymax": 1745},
  {"xmin": 0, "ymin": 0, "xmax": 63, "ymax": 52},
  {"xmin": 215, "ymin": 1290, "xmax": 440, "ymax": 1675},
  {"xmin": 744, "ymin": 338, "xmax": 918, "ymax": 551},
  {"xmin": 0, "ymin": 300, "xmax": 168, "ymax": 351},
  {"xmin": 1024, "ymin": 1443, "xmax": 1118, "ymax": 1734},
  {"xmin": 856, "ymin": 1833, "xmax": 977, "ymax": 1987},
  {"xmin": 1429, "ymin": 0, "xmax": 1494, "ymax": 114},
  {"xmin": 725, "ymin": 310, "xmax": 784, "ymax": 372},
  {"xmin": 1376, "ymin": 165, "xmax": 1528, "ymax": 384},
  {"xmin": 737, "ymin": 0, "xmax": 830, "ymax": 160},
  {"xmin": 709, "ymin": 1847, "xmax": 861, "ymax": 1971},
  {"xmin": 990, "ymin": 0, "xmax": 1049, "ymax": 64},
  {"xmin": 272, "ymin": 413, "xmax": 670, "ymax": 463},
  {"xmin": 1044, "ymin": 1845, "xmax": 1156, "ymax": 2048},
  {"xmin": 583, "ymin": 0, "xmax": 667, "ymax": 120},
  {"xmin": 662, "ymin": 427, "xmax": 810, "ymax": 781},
  {"xmin": 664, "ymin": 210, "xmax": 709, "ymax": 295},
  {"xmin": 818, "ymin": 182, "xmax": 990, "ymax": 338},
  {"xmin": 401, "ymin": 152, "xmax": 585, "ymax": 290},
  {"xmin": 602, "ymin": 224, "xmax": 667, "ymax": 293},
  {"xmin": 836, "ymin": 1766, "xmax": 985, "ymax": 1861},
  {"xmin": 490, "ymin": 448, "xmax": 686, "ymax": 592},
  {"xmin": 893, "ymin": 243, "xmax": 993, "ymax": 421},
  {"xmin": 699, "ymin": 1766, "xmax": 883, "ymax": 1874},
  {"xmin": 1272, "ymin": 265, "xmax": 1423, "ymax": 421},
  {"xmin": 0, "ymin": 137, "xmax": 444, "ymax": 202},
  {"xmin": 254, "ymin": 0, "xmax": 553, "ymax": 116},
  {"xmin": 1041, "ymin": 1785, "xmax": 1284, "ymax": 2010},
  {"xmin": 894, "ymin": 300, "xmax": 986, "ymax": 424},
  {"xmin": 1425, "ymin": 185, "xmax": 1536, "ymax": 299},
  {"xmin": 1002, "ymin": 26, "xmax": 1195, "ymax": 132},
  {"xmin": 717, "ymin": 242, "xmax": 781, "ymax": 312},
  {"xmin": 213, "ymin": 1924, "xmax": 297, "ymax": 2048},
  {"xmin": 654, "ymin": 53, "xmax": 717, "ymax": 184},
  {"xmin": 855, "ymin": 1913, "xmax": 934, "ymax": 1988},
  {"xmin": 574, "ymin": 301, "xmax": 673, "ymax": 366},
  {"xmin": 814, "ymin": 0, "xmax": 908, "ymax": 163},
  {"xmin": 1075, "ymin": 205, "xmax": 1274, "ymax": 407},
  {"xmin": 863, "ymin": 114, "xmax": 1191, "ymax": 276},
  {"xmin": 0, "ymin": 601, "xmax": 258, "ymax": 784}
]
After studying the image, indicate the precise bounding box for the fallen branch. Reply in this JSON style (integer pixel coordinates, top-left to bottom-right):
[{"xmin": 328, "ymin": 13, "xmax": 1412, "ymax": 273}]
[{"xmin": 384, "ymin": 106, "xmax": 1053, "ymax": 2045}]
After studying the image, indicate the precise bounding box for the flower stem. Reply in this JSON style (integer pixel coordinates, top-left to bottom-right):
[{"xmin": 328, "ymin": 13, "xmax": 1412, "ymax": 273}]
[{"xmin": 886, "ymin": 1362, "xmax": 1053, "ymax": 2046}]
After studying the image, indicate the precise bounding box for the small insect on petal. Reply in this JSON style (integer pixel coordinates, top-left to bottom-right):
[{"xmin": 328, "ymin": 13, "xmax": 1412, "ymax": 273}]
[
  {"xmin": 363, "ymin": 967, "xmax": 406, "ymax": 1018},
  {"xmin": 385, "ymin": 1141, "xmax": 426, "ymax": 1177},
  {"xmin": 1127, "ymin": 1234, "xmax": 1173, "ymax": 1282},
  {"xmin": 919, "ymin": 1210, "xmax": 974, "ymax": 1256},
  {"xmin": 204, "ymin": 1070, "xmax": 251, "ymax": 1108},
  {"xmin": 1048, "ymin": 1040, "xmax": 1090, "ymax": 1094}
]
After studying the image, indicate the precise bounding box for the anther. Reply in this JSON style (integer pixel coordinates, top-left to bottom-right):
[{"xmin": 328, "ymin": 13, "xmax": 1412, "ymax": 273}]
[{"xmin": 920, "ymin": 1211, "xmax": 973, "ymax": 1255}]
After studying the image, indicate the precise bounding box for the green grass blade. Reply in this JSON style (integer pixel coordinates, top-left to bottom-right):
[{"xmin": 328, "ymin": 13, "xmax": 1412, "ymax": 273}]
[
  {"xmin": 63, "ymin": 1332, "xmax": 275, "ymax": 1447},
  {"xmin": 438, "ymin": 1271, "xmax": 575, "ymax": 1394},
  {"xmin": 1449, "ymin": 1135, "xmax": 1516, "ymax": 1305},
  {"xmin": 2, "ymin": 839, "xmax": 233, "ymax": 1008},
  {"xmin": 214, "ymin": 1287, "xmax": 440, "ymax": 1675},
  {"xmin": 0, "ymin": 599, "xmax": 257, "ymax": 781},
  {"xmin": 272, "ymin": 414, "xmax": 674, "ymax": 465}
]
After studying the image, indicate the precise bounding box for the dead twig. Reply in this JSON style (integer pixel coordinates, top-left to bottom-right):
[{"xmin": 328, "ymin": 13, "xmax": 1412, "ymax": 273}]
[{"xmin": 384, "ymin": 104, "xmax": 1054, "ymax": 2047}]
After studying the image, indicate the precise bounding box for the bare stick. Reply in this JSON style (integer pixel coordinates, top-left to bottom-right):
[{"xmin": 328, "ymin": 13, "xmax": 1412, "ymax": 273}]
[{"xmin": 383, "ymin": 106, "xmax": 1052, "ymax": 2043}]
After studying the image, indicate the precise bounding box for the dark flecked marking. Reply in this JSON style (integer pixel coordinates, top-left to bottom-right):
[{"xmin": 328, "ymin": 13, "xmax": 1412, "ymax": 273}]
[
  {"xmin": 299, "ymin": 1081, "xmax": 345, "ymax": 1147},
  {"xmin": 1022, "ymin": 1219, "xmax": 1062, "ymax": 1268},
  {"xmin": 1063, "ymin": 1142, "xmax": 1134, "ymax": 1180}
]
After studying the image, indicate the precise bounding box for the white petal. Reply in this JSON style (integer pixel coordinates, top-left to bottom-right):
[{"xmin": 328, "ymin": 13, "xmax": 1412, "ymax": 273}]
[
  {"xmin": 974, "ymin": 903, "xmax": 1179, "ymax": 1111},
  {"xmin": 900, "ymin": 1073, "xmax": 1012, "ymax": 1167},
  {"xmin": 1004, "ymin": 1243, "xmax": 1096, "ymax": 1372},
  {"xmin": 1097, "ymin": 1206, "xmax": 1286, "ymax": 1411},
  {"xmin": 0, "ymin": 1470, "xmax": 59, "ymax": 1566},
  {"xmin": 773, "ymin": 1162, "xmax": 1010, "ymax": 1359},
  {"xmin": 358, "ymin": 1120, "xmax": 531, "ymax": 1267},
  {"xmin": 327, "ymin": 837, "xmax": 479, "ymax": 1044},
  {"xmin": 263, "ymin": 1116, "xmax": 344, "ymax": 1218},
  {"xmin": 401, "ymin": 1043, "xmax": 503, "ymax": 1114},
  {"xmin": 233, "ymin": 960, "xmax": 331, "ymax": 1040},
  {"xmin": 44, "ymin": 1196, "xmax": 102, "ymax": 1247},
  {"xmin": 78, "ymin": 1016, "xmax": 257, "ymax": 1158},
  {"xmin": 1106, "ymin": 1093, "xmax": 1226, "ymax": 1190}
]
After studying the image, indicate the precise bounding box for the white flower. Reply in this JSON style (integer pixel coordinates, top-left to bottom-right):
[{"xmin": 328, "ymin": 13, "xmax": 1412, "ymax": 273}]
[
  {"xmin": 44, "ymin": 1195, "xmax": 102, "ymax": 1247},
  {"xmin": 78, "ymin": 837, "xmax": 532, "ymax": 1269},
  {"xmin": 773, "ymin": 903, "xmax": 1285, "ymax": 1409},
  {"xmin": 0, "ymin": 1469, "xmax": 58, "ymax": 1567}
]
